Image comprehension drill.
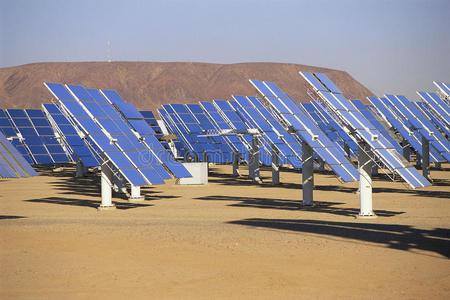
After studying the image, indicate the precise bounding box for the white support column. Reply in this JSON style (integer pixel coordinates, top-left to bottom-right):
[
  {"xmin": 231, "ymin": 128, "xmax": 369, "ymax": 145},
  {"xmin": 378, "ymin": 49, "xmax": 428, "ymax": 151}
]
[
  {"xmin": 129, "ymin": 184, "xmax": 145, "ymax": 202},
  {"xmin": 249, "ymin": 136, "xmax": 261, "ymax": 182},
  {"xmin": 232, "ymin": 151, "xmax": 239, "ymax": 177},
  {"xmin": 271, "ymin": 144, "xmax": 280, "ymax": 185},
  {"xmin": 302, "ymin": 141, "xmax": 313, "ymax": 206},
  {"xmin": 357, "ymin": 142, "xmax": 376, "ymax": 219},
  {"xmin": 421, "ymin": 136, "xmax": 430, "ymax": 181},
  {"xmin": 98, "ymin": 162, "xmax": 116, "ymax": 211}
]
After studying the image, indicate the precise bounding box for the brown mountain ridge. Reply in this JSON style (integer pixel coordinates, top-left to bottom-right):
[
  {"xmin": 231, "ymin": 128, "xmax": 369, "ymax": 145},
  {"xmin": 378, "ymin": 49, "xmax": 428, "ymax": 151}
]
[{"xmin": 0, "ymin": 62, "xmax": 374, "ymax": 113}]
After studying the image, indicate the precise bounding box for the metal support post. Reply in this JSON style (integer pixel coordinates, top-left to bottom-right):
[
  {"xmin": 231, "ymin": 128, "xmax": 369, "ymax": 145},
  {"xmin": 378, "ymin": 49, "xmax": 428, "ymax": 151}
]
[
  {"xmin": 129, "ymin": 184, "xmax": 145, "ymax": 202},
  {"xmin": 249, "ymin": 136, "xmax": 260, "ymax": 182},
  {"xmin": 318, "ymin": 158, "xmax": 325, "ymax": 172},
  {"xmin": 203, "ymin": 151, "xmax": 209, "ymax": 173},
  {"xmin": 98, "ymin": 161, "xmax": 116, "ymax": 211},
  {"xmin": 232, "ymin": 151, "xmax": 239, "ymax": 177},
  {"xmin": 302, "ymin": 140, "xmax": 313, "ymax": 206},
  {"xmin": 76, "ymin": 160, "xmax": 87, "ymax": 177},
  {"xmin": 357, "ymin": 142, "xmax": 376, "ymax": 218},
  {"xmin": 421, "ymin": 136, "xmax": 430, "ymax": 180},
  {"xmin": 344, "ymin": 143, "xmax": 350, "ymax": 158},
  {"xmin": 416, "ymin": 153, "xmax": 421, "ymax": 169},
  {"xmin": 401, "ymin": 140, "xmax": 411, "ymax": 161},
  {"xmin": 371, "ymin": 164, "xmax": 378, "ymax": 176},
  {"xmin": 435, "ymin": 162, "xmax": 441, "ymax": 169},
  {"xmin": 271, "ymin": 144, "xmax": 280, "ymax": 185}
]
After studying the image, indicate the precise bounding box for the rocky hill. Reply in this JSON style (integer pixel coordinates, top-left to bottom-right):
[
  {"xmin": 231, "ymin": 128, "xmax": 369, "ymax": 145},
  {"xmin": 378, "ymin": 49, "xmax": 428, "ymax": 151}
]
[{"xmin": 0, "ymin": 62, "xmax": 374, "ymax": 113}]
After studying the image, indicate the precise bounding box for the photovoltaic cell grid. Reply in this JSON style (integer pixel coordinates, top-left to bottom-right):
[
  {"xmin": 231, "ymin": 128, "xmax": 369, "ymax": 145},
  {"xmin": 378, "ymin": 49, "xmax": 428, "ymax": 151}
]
[
  {"xmin": 160, "ymin": 104, "xmax": 205, "ymax": 160},
  {"xmin": 433, "ymin": 81, "xmax": 450, "ymax": 97},
  {"xmin": 310, "ymin": 101, "xmax": 359, "ymax": 157},
  {"xmin": 368, "ymin": 97, "xmax": 443, "ymax": 163},
  {"xmin": 300, "ymin": 72, "xmax": 430, "ymax": 188},
  {"xmin": 6, "ymin": 109, "xmax": 70, "ymax": 164},
  {"xmin": 384, "ymin": 94, "xmax": 450, "ymax": 162},
  {"xmin": 98, "ymin": 89, "xmax": 191, "ymax": 177},
  {"xmin": 172, "ymin": 103, "xmax": 233, "ymax": 163},
  {"xmin": 199, "ymin": 101, "xmax": 250, "ymax": 161},
  {"xmin": 414, "ymin": 99, "xmax": 450, "ymax": 137},
  {"xmin": 42, "ymin": 104, "xmax": 100, "ymax": 167},
  {"xmin": 139, "ymin": 110, "xmax": 171, "ymax": 149},
  {"xmin": 229, "ymin": 96, "xmax": 302, "ymax": 168},
  {"xmin": 45, "ymin": 83, "xmax": 167, "ymax": 186},
  {"xmin": 301, "ymin": 102, "xmax": 357, "ymax": 158},
  {"xmin": 214, "ymin": 99, "xmax": 273, "ymax": 166},
  {"xmin": 0, "ymin": 131, "xmax": 38, "ymax": 178},
  {"xmin": 0, "ymin": 109, "xmax": 33, "ymax": 163},
  {"xmin": 157, "ymin": 108, "xmax": 186, "ymax": 157},
  {"xmin": 417, "ymin": 92, "xmax": 450, "ymax": 128},
  {"xmin": 250, "ymin": 79, "xmax": 359, "ymax": 182},
  {"xmin": 350, "ymin": 100, "xmax": 403, "ymax": 153},
  {"xmin": 245, "ymin": 96, "xmax": 304, "ymax": 164},
  {"xmin": 186, "ymin": 103, "xmax": 234, "ymax": 163}
]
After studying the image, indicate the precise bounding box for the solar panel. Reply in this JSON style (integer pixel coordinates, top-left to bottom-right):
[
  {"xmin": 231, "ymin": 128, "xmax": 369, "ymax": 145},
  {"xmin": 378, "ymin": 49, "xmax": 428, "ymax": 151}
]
[
  {"xmin": 302, "ymin": 101, "xmax": 357, "ymax": 158},
  {"xmin": 433, "ymin": 81, "xmax": 450, "ymax": 97},
  {"xmin": 300, "ymin": 72, "xmax": 430, "ymax": 188},
  {"xmin": 0, "ymin": 132, "xmax": 38, "ymax": 177},
  {"xmin": 313, "ymin": 72, "xmax": 343, "ymax": 94},
  {"xmin": 250, "ymin": 79, "xmax": 359, "ymax": 182},
  {"xmin": 96, "ymin": 89, "xmax": 191, "ymax": 177},
  {"xmin": 417, "ymin": 92, "xmax": 450, "ymax": 128},
  {"xmin": 414, "ymin": 99, "xmax": 450, "ymax": 137},
  {"xmin": 213, "ymin": 99, "xmax": 273, "ymax": 166},
  {"xmin": 199, "ymin": 101, "xmax": 250, "ymax": 161},
  {"xmin": 231, "ymin": 96, "xmax": 302, "ymax": 168},
  {"xmin": 42, "ymin": 104, "xmax": 100, "ymax": 167},
  {"xmin": 384, "ymin": 94, "xmax": 450, "ymax": 162},
  {"xmin": 45, "ymin": 83, "xmax": 167, "ymax": 186},
  {"xmin": 350, "ymin": 100, "xmax": 403, "ymax": 153},
  {"xmin": 6, "ymin": 109, "xmax": 54, "ymax": 164}
]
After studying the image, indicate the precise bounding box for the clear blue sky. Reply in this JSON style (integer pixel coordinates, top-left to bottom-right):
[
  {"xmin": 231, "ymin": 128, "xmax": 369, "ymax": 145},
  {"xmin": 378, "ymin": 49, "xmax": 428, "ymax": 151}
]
[{"xmin": 1, "ymin": 0, "xmax": 449, "ymax": 100}]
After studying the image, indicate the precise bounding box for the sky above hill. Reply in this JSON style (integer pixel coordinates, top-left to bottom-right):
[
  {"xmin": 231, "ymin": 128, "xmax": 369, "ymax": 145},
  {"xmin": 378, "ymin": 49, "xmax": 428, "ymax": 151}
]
[{"xmin": 0, "ymin": 0, "xmax": 449, "ymax": 100}]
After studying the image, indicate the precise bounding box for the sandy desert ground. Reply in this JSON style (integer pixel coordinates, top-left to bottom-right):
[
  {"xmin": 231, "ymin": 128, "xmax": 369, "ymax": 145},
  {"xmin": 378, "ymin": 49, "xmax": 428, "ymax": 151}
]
[{"xmin": 0, "ymin": 164, "xmax": 449, "ymax": 299}]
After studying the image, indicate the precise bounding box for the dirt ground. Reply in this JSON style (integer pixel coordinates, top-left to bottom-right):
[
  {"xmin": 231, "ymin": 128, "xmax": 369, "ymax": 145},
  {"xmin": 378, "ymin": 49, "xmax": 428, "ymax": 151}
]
[{"xmin": 0, "ymin": 164, "xmax": 449, "ymax": 299}]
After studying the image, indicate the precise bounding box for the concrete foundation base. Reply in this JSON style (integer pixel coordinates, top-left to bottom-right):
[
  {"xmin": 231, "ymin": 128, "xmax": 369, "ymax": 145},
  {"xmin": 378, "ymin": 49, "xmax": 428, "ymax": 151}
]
[
  {"xmin": 97, "ymin": 205, "xmax": 116, "ymax": 211},
  {"xmin": 176, "ymin": 162, "xmax": 208, "ymax": 185}
]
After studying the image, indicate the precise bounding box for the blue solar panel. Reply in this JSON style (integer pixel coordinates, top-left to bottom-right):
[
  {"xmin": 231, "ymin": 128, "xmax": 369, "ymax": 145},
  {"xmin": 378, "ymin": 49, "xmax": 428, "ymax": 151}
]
[
  {"xmin": 0, "ymin": 132, "xmax": 38, "ymax": 177},
  {"xmin": 250, "ymin": 79, "xmax": 358, "ymax": 182},
  {"xmin": 45, "ymin": 83, "xmax": 75, "ymax": 100},
  {"xmin": 313, "ymin": 73, "xmax": 343, "ymax": 94},
  {"xmin": 299, "ymin": 72, "xmax": 327, "ymax": 92},
  {"xmin": 301, "ymin": 72, "xmax": 430, "ymax": 188}
]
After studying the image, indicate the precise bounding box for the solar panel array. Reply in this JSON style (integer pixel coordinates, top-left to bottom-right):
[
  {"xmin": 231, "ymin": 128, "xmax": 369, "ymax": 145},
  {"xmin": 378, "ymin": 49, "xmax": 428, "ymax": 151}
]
[
  {"xmin": 433, "ymin": 81, "xmax": 450, "ymax": 98},
  {"xmin": 250, "ymin": 79, "xmax": 359, "ymax": 182},
  {"xmin": 98, "ymin": 90, "xmax": 191, "ymax": 178},
  {"xmin": 42, "ymin": 103, "xmax": 100, "ymax": 167},
  {"xmin": 45, "ymin": 83, "xmax": 190, "ymax": 186},
  {"xmin": 0, "ymin": 131, "xmax": 38, "ymax": 178},
  {"xmin": 231, "ymin": 96, "xmax": 302, "ymax": 168},
  {"xmin": 417, "ymin": 91, "xmax": 450, "ymax": 129},
  {"xmin": 383, "ymin": 94, "xmax": 450, "ymax": 162},
  {"xmin": 300, "ymin": 72, "xmax": 430, "ymax": 188},
  {"xmin": 5, "ymin": 109, "xmax": 70, "ymax": 164}
]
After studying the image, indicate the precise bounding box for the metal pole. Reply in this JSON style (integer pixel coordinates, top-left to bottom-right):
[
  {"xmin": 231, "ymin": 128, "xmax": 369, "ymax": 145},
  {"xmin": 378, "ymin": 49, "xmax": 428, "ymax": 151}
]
[
  {"xmin": 232, "ymin": 151, "xmax": 239, "ymax": 177},
  {"xmin": 302, "ymin": 140, "xmax": 313, "ymax": 206},
  {"xmin": 76, "ymin": 160, "xmax": 86, "ymax": 177},
  {"xmin": 318, "ymin": 157, "xmax": 325, "ymax": 172},
  {"xmin": 401, "ymin": 140, "xmax": 411, "ymax": 161},
  {"xmin": 271, "ymin": 144, "xmax": 280, "ymax": 185},
  {"xmin": 344, "ymin": 143, "xmax": 350, "ymax": 158},
  {"xmin": 98, "ymin": 160, "xmax": 116, "ymax": 211},
  {"xmin": 416, "ymin": 153, "xmax": 421, "ymax": 169},
  {"xmin": 421, "ymin": 136, "xmax": 430, "ymax": 180},
  {"xmin": 357, "ymin": 142, "xmax": 376, "ymax": 218}
]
